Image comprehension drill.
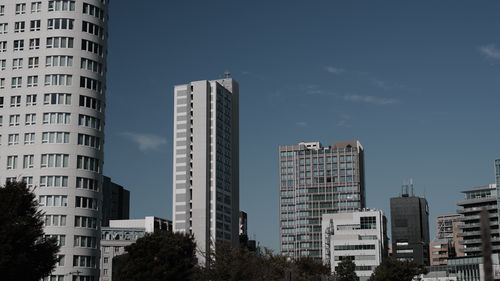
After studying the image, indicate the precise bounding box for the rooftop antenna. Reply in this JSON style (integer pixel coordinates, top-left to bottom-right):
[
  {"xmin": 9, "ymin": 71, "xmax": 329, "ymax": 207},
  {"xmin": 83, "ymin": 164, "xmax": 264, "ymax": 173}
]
[
  {"xmin": 224, "ymin": 70, "xmax": 231, "ymax": 78},
  {"xmin": 410, "ymin": 178, "xmax": 414, "ymax": 197}
]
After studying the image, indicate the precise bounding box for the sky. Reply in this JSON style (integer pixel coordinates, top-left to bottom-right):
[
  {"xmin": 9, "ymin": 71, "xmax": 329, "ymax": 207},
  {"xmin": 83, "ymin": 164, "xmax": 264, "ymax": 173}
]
[{"xmin": 103, "ymin": 0, "xmax": 500, "ymax": 251}]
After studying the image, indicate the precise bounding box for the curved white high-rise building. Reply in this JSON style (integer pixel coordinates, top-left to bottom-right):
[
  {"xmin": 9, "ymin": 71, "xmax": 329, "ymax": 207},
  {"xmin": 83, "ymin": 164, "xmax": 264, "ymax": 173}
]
[{"xmin": 0, "ymin": 1, "xmax": 108, "ymax": 280}]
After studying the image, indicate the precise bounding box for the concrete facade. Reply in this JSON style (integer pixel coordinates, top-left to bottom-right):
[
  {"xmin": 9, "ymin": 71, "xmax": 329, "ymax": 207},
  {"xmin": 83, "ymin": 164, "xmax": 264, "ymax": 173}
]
[
  {"xmin": 456, "ymin": 184, "xmax": 500, "ymax": 256},
  {"xmin": 0, "ymin": 1, "xmax": 108, "ymax": 280},
  {"xmin": 172, "ymin": 78, "xmax": 239, "ymax": 263},
  {"xmin": 321, "ymin": 210, "xmax": 387, "ymax": 281},
  {"xmin": 279, "ymin": 141, "xmax": 365, "ymax": 261},
  {"xmin": 390, "ymin": 194, "xmax": 430, "ymax": 265},
  {"xmin": 99, "ymin": 217, "xmax": 172, "ymax": 281}
]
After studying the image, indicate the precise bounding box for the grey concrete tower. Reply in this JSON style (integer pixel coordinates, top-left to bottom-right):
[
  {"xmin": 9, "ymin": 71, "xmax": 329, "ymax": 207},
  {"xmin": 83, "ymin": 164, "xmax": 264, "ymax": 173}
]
[
  {"xmin": 172, "ymin": 78, "xmax": 239, "ymax": 264},
  {"xmin": 0, "ymin": 0, "xmax": 109, "ymax": 280}
]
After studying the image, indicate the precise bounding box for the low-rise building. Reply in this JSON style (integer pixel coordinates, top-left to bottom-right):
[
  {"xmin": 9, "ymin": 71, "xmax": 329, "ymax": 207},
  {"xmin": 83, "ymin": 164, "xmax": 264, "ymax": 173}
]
[
  {"xmin": 99, "ymin": 217, "xmax": 172, "ymax": 281},
  {"xmin": 322, "ymin": 209, "xmax": 388, "ymax": 281}
]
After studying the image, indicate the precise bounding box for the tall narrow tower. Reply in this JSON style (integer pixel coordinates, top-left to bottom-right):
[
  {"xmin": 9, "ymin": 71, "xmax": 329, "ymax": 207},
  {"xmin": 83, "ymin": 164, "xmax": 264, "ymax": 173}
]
[
  {"xmin": 172, "ymin": 78, "xmax": 239, "ymax": 263},
  {"xmin": 0, "ymin": 1, "xmax": 108, "ymax": 280}
]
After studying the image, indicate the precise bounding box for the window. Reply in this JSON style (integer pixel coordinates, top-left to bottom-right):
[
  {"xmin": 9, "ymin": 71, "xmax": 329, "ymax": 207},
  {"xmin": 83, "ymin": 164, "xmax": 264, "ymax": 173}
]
[
  {"xmin": 80, "ymin": 76, "xmax": 103, "ymax": 93},
  {"xmin": 76, "ymin": 156, "xmax": 100, "ymax": 172},
  {"xmin": 27, "ymin": 76, "xmax": 38, "ymax": 87},
  {"xmin": 39, "ymin": 195, "xmax": 67, "ymax": 207},
  {"xmin": 47, "ymin": 18, "xmax": 74, "ymax": 30},
  {"xmin": 42, "ymin": 132, "xmax": 69, "ymax": 144},
  {"xmin": 24, "ymin": 133, "xmax": 35, "ymax": 144},
  {"xmin": 0, "ymin": 41, "xmax": 6, "ymax": 52},
  {"xmin": 79, "ymin": 95, "xmax": 102, "ymax": 111},
  {"xmin": 0, "ymin": 23, "xmax": 7, "ymax": 34},
  {"xmin": 26, "ymin": 94, "xmax": 37, "ymax": 106},
  {"xmin": 83, "ymin": 3, "xmax": 105, "ymax": 21},
  {"xmin": 31, "ymin": 2, "xmax": 42, "ymax": 13},
  {"xmin": 25, "ymin": 113, "xmax": 36, "ymax": 125},
  {"xmin": 44, "ymin": 235, "xmax": 66, "ymax": 247},
  {"xmin": 360, "ymin": 216, "xmax": 377, "ymax": 230},
  {"xmin": 7, "ymin": 156, "xmax": 18, "ymax": 169},
  {"xmin": 81, "ymin": 39, "xmax": 103, "ymax": 56},
  {"xmin": 80, "ymin": 58, "xmax": 103, "ymax": 75},
  {"xmin": 0, "ymin": 115, "xmax": 3, "ymax": 126},
  {"xmin": 14, "ymin": 21, "xmax": 25, "ymax": 32},
  {"xmin": 40, "ymin": 176, "xmax": 68, "ymax": 187},
  {"xmin": 0, "ymin": 5, "xmax": 4, "ymax": 16},
  {"xmin": 75, "ymin": 196, "xmax": 98, "ymax": 210},
  {"xmin": 22, "ymin": 176, "xmax": 34, "ymax": 188},
  {"xmin": 23, "ymin": 155, "xmax": 34, "ymax": 168},
  {"xmin": 48, "ymin": 0, "xmax": 75, "ymax": 12},
  {"xmin": 0, "ymin": 97, "xmax": 3, "ymax": 108},
  {"xmin": 15, "ymin": 3, "xmax": 26, "ymax": 14},
  {"xmin": 30, "ymin": 20, "xmax": 41, "ymax": 31},
  {"xmin": 11, "ymin": 77, "xmax": 22, "ymax": 88},
  {"xmin": 9, "ymin": 114, "xmax": 20, "ymax": 126},
  {"xmin": 28, "ymin": 57, "xmax": 39, "ymax": 68},
  {"xmin": 46, "ymin": 55, "xmax": 73, "ymax": 67},
  {"xmin": 13, "ymin": 39, "xmax": 24, "ymax": 51},
  {"xmin": 76, "ymin": 177, "xmax": 99, "ymax": 191},
  {"xmin": 44, "ymin": 93, "xmax": 71, "ymax": 105},
  {"xmin": 12, "ymin": 58, "xmax": 23, "ymax": 70},
  {"xmin": 10, "ymin": 96, "xmax": 21, "ymax": 107},
  {"xmin": 78, "ymin": 134, "xmax": 100, "ymax": 150},
  {"xmin": 82, "ymin": 21, "xmax": 104, "ymax": 39},
  {"xmin": 43, "ymin": 112, "xmax": 70, "ymax": 124},
  {"xmin": 44, "ymin": 74, "xmax": 72, "ymax": 86},
  {"xmin": 8, "ymin": 134, "xmax": 19, "ymax": 145},
  {"xmin": 73, "ymin": 255, "xmax": 96, "ymax": 268},
  {"xmin": 0, "ymin": 78, "xmax": 4, "ymax": 88},
  {"xmin": 43, "ymin": 215, "xmax": 66, "ymax": 226},
  {"xmin": 78, "ymin": 114, "xmax": 101, "ymax": 130},
  {"xmin": 41, "ymin": 154, "xmax": 69, "ymax": 168},
  {"xmin": 0, "ymin": 59, "xmax": 5, "ymax": 70},
  {"xmin": 74, "ymin": 235, "xmax": 97, "ymax": 248},
  {"xmin": 46, "ymin": 37, "xmax": 73, "ymax": 49},
  {"xmin": 74, "ymin": 216, "xmax": 97, "ymax": 229},
  {"xmin": 29, "ymin": 38, "xmax": 40, "ymax": 50}
]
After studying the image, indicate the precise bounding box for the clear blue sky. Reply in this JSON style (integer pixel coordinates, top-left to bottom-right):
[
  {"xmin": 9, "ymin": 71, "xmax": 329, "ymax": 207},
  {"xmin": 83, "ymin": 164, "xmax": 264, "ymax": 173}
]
[{"xmin": 104, "ymin": 0, "xmax": 500, "ymax": 250}]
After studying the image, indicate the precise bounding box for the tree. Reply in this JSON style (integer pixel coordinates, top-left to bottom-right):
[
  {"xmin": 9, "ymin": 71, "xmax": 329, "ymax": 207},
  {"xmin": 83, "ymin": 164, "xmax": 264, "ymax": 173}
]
[
  {"xmin": 113, "ymin": 231, "xmax": 197, "ymax": 281},
  {"xmin": 335, "ymin": 258, "xmax": 358, "ymax": 281},
  {"xmin": 368, "ymin": 258, "xmax": 428, "ymax": 281},
  {"xmin": 0, "ymin": 181, "xmax": 60, "ymax": 281}
]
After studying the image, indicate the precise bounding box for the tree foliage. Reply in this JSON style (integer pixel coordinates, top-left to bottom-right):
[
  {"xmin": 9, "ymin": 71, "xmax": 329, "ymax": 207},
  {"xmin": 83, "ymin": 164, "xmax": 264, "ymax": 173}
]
[
  {"xmin": 335, "ymin": 258, "xmax": 358, "ymax": 281},
  {"xmin": 196, "ymin": 243, "xmax": 331, "ymax": 281},
  {"xmin": 113, "ymin": 231, "xmax": 197, "ymax": 281},
  {"xmin": 0, "ymin": 181, "xmax": 60, "ymax": 281},
  {"xmin": 368, "ymin": 258, "xmax": 428, "ymax": 281}
]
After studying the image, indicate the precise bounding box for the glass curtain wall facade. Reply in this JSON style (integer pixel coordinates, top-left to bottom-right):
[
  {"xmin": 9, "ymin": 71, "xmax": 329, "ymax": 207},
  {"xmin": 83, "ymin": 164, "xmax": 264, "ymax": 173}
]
[{"xmin": 279, "ymin": 141, "xmax": 365, "ymax": 261}]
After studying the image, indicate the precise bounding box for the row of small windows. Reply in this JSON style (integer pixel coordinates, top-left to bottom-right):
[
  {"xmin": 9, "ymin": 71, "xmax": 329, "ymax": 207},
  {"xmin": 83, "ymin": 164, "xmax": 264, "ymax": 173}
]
[
  {"xmin": 17, "ymin": 175, "xmax": 97, "ymax": 189},
  {"xmin": 0, "ymin": 39, "xmax": 104, "ymax": 56},
  {"xmin": 280, "ymin": 156, "xmax": 355, "ymax": 166},
  {"xmin": 3, "ymin": 154, "xmax": 101, "ymax": 171},
  {"xmin": 0, "ymin": 75, "xmax": 105, "ymax": 94},
  {"xmin": 5, "ymin": 1, "xmax": 107, "ymax": 16},
  {"xmin": 0, "ymin": 93, "xmax": 102, "ymax": 110},
  {"xmin": 0, "ymin": 57, "xmax": 103, "ymax": 75}
]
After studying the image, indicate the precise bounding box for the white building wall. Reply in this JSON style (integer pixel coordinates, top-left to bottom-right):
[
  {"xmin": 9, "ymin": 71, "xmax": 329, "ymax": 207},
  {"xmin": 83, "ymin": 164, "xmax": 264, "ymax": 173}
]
[
  {"xmin": 322, "ymin": 210, "xmax": 386, "ymax": 281},
  {"xmin": 0, "ymin": 1, "xmax": 108, "ymax": 280},
  {"xmin": 172, "ymin": 78, "xmax": 239, "ymax": 264}
]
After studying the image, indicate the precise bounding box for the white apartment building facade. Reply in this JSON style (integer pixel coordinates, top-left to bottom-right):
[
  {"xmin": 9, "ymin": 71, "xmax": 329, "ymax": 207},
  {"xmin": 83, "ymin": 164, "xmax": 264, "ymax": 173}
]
[
  {"xmin": 322, "ymin": 210, "xmax": 388, "ymax": 281},
  {"xmin": 0, "ymin": 1, "xmax": 108, "ymax": 280},
  {"xmin": 172, "ymin": 77, "xmax": 239, "ymax": 263}
]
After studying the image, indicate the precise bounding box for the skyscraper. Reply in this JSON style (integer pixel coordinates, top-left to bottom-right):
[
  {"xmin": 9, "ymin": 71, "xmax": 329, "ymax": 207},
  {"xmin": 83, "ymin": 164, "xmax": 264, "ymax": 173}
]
[
  {"xmin": 172, "ymin": 77, "xmax": 239, "ymax": 263},
  {"xmin": 390, "ymin": 187, "xmax": 430, "ymax": 265},
  {"xmin": 0, "ymin": 1, "xmax": 108, "ymax": 280},
  {"xmin": 279, "ymin": 141, "xmax": 365, "ymax": 261}
]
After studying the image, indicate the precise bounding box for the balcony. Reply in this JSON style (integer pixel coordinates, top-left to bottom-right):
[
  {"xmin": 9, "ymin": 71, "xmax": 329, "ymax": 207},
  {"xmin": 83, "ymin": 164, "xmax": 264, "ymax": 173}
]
[
  {"xmin": 457, "ymin": 196, "xmax": 497, "ymax": 206},
  {"xmin": 457, "ymin": 205, "xmax": 497, "ymax": 214}
]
